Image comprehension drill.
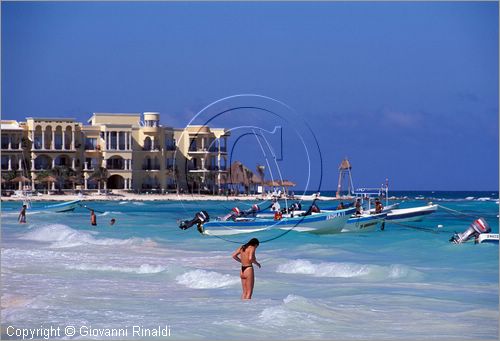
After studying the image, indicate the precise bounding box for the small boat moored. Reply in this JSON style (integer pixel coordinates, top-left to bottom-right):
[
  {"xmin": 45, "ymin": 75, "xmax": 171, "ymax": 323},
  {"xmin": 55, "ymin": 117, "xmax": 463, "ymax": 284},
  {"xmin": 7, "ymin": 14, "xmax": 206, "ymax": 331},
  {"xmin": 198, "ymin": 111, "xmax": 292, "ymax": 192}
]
[
  {"xmin": 341, "ymin": 212, "xmax": 387, "ymax": 233},
  {"xmin": 27, "ymin": 200, "xmax": 82, "ymax": 213},
  {"xmin": 180, "ymin": 207, "xmax": 356, "ymax": 236},
  {"xmin": 386, "ymin": 204, "xmax": 438, "ymax": 223},
  {"xmin": 476, "ymin": 233, "xmax": 499, "ymax": 244}
]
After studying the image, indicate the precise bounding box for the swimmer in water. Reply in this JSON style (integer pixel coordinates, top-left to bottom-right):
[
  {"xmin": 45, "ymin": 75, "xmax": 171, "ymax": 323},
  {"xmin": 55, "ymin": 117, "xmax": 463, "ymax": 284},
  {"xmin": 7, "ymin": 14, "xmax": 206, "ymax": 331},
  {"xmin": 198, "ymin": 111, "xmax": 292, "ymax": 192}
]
[{"xmin": 18, "ymin": 204, "xmax": 27, "ymax": 224}]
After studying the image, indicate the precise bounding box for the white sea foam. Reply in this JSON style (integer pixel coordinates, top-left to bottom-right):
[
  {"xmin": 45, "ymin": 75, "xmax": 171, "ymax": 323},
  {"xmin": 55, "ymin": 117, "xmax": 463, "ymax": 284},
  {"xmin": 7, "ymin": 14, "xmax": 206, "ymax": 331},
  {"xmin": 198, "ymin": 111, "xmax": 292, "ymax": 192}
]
[
  {"xmin": 476, "ymin": 197, "xmax": 491, "ymax": 201},
  {"xmin": 21, "ymin": 224, "xmax": 155, "ymax": 248},
  {"xmin": 67, "ymin": 263, "xmax": 166, "ymax": 274},
  {"xmin": 176, "ymin": 269, "xmax": 240, "ymax": 289},
  {"xmin": 276, "ymin": 259, "xmax": 420, "ymax": 280}
]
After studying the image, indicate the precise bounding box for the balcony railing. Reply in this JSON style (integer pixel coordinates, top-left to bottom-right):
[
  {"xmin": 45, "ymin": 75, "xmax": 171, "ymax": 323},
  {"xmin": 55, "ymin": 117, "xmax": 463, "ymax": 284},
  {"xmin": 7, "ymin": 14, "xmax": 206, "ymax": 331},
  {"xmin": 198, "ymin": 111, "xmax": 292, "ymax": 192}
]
[{"xmin": 143, "ymin": 165, "xmax": 161, "ymax": 171}]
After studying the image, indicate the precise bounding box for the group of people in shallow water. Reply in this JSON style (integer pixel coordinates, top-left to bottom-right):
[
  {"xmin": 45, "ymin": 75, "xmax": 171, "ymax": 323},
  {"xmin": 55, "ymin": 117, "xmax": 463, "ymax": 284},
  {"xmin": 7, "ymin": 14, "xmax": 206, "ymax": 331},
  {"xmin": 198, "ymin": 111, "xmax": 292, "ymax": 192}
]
[{"xmin": 17, "ymin": 204, "xmax": 116, "ymax": 226}]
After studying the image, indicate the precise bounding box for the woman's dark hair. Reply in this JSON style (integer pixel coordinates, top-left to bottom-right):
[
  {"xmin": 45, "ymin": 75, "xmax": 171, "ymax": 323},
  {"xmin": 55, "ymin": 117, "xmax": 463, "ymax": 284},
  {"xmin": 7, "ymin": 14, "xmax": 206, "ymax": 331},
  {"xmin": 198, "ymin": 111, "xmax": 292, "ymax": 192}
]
[{"xmin": 241, "ymin": 238, "xmax": 259, "ymax": 251}]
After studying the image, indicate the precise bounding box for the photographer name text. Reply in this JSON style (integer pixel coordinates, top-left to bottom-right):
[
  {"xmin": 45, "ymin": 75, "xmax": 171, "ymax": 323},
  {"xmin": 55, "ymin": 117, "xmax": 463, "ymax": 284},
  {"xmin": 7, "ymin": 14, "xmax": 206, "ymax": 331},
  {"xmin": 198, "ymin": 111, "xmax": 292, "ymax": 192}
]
[{"xmin": 6, "ymin": 325, "xmax": 171, "ymax": 339}]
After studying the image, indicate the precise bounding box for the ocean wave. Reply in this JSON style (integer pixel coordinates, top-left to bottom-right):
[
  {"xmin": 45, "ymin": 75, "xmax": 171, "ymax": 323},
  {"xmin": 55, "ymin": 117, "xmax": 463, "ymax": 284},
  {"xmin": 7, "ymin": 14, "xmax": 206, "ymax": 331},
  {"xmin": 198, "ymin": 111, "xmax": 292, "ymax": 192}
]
[
  {"xmin": 67, "ymin": 263, "xmax": 166, "ymax": 274},
  {"xmin": 20, "ymin": 224, "xmax": 156, "ymax": 248},
  {"xmin": 176, "ymin": 269, "xmax": 240, "ymax": 289},
  {"xmin": 276, "ymin": 259, "xmax": 421, "ymax": 280},
  {"xmin": 258, "ymin": 294, "xmax": 331, "ymax": 328}
]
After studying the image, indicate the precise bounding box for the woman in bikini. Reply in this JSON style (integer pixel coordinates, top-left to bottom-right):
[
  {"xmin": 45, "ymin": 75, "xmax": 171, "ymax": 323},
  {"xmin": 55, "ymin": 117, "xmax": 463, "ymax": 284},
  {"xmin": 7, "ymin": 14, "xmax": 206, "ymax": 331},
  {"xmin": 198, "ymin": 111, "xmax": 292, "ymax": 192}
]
[{"xmin": 232, "ymin": 238, "xmax": 261, "ymax": 300}]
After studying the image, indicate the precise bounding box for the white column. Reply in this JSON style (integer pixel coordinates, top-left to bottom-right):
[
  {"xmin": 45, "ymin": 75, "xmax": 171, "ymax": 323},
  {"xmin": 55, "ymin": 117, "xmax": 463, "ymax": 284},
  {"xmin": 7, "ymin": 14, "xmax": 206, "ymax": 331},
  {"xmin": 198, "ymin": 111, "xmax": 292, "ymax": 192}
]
[
  {"xmin": 8, "ymin": 156, "xmax": 12, "ymax": 170},
  {"xmin": 151, "ymin": 136, "xmax": 155, "ymax": 150},
  {"xmin": 104, "ymin": 182, "xmax": 107, "ymax": 190},
  {"xmin": 84, "ymin": 178, "xmax": 88, "ymax": 190},
  {"xmin": 18, "ymin": 158, "xmax": 23, "ymax": 170},
  {"xmin": 51, "ymin": 182, "xmax": 56, "ymax": 190},
  {"xmin": 42, "ymin": 131, "xmax": 46, "ymax": 150},
  {"xmin": 51, "ymin": 130, "xmax": 55, "ymax": 149},
  {"xmin": 62, "ymin": 130, "xmax": 66, "ymax": 150},
  {"xmin": 8, "ymin": 136, "xmax": 12, "ymax": 150},
  {"xmin": 71, "ymin": 130, "xmax": 75, "ymax": 150},
  {"xmin": 18, "ymin": 181, "xmax": 22, "ymax": 190},
  {"xmin": 72, "ymin": 157, "xmax": 76, "ymax": 169},
  {"xmin": 31, "ymin": 130, "xmax": 35, "ymax": 148},
  {"xmin": 128, "ymin": 132, "xmax": 132, "ymax": 150},
  {"xmin": 201, "ymin": 158, "xmax": 205, "ymax": 170},
  {"xmin": 84, "ymin": 161, "xmax": 88, "ymax": 170},
  {"xmin": 52, "ymin": 158, "xmax": 55, "ymax": 168},
  {"xmin": 18, "ymin": 136, "xmax": 22, "ymax": 150},
  {"xmin": 31, "ymin": 159, "xmax": 35, "ymax": 170}
]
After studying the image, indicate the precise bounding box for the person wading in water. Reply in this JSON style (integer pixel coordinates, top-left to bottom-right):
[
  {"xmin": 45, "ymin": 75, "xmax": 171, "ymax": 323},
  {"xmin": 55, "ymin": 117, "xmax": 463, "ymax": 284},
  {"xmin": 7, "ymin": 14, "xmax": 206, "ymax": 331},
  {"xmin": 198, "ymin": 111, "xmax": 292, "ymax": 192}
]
[{"xmin": 232, "ymin": 238, "xmax": 261, "ymax": 300}]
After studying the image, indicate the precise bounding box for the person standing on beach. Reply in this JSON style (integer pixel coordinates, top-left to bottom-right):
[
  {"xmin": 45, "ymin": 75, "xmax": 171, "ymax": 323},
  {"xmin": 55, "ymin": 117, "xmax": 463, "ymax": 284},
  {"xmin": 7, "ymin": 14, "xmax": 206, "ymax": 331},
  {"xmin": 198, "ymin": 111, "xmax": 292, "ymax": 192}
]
[
  {"xmin": 18, "ymin": 205, "xmax": 27, "ymax": 224},
  {"xmin": 232, "ymin": 238, "xmax": 261, "ymax": 300},
  {"xmin": 90, "ymin": 210, "xmax": 97, "ymax": 226}
]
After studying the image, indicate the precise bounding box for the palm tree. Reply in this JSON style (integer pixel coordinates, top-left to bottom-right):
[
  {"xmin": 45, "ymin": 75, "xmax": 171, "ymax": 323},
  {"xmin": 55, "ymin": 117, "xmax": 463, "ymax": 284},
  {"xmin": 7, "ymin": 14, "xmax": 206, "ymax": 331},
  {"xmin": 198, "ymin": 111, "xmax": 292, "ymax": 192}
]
[
  {"xmin": 257, "ymin": 164, "xmax": 265, "ymax": 183},
  {"xmin": 89, "ymin": 166, "xmax": 109, "ymax": 192},
  {"xmin": 205, "ymin": 171, "xmax": 217, "ymax": 195},
  {"xmin": 35, "ymin": 170, "xmax": 53, "ymax": 194},
  {"xmin": 51, "ymin": 166, "xmax": 74, "ymax": 192},
  {"xmin": 186, "ymin": 172, "xmax": 203, "ymax": 194},
  {"xmin": 165, "ymin": 166, "xmax": 179, "ymax": 194},
  {"xmin": 2, "ymin": 170, "xmax": 18, "ymax": 191}
]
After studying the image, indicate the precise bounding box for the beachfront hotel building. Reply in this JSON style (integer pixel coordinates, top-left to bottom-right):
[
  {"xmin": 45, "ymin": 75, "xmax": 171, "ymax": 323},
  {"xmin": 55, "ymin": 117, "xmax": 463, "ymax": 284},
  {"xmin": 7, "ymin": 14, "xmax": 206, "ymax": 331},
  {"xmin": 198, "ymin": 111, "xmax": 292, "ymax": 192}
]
[{"xmin": 1, "ymin": 112, "xmax": 229, "ymax": 193}]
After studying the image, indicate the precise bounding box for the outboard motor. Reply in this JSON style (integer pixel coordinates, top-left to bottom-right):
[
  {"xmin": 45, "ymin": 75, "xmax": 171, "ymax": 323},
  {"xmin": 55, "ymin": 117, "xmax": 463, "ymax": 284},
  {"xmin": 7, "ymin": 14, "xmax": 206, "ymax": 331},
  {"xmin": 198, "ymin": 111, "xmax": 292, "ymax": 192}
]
[
  {"xmin": 450, "ymin": 218, "xmax": 490, "ymax": 244},
  {"xmin": 281, "ymin": 202, "xmax": 302, "ymax": 214},
  {"xmin": 241, "ymin": 204, "xmax": 260, "ymax": 217},
  {"xmin": 179, "ymin": 211, "xmax": 210, "ymax": 233}
]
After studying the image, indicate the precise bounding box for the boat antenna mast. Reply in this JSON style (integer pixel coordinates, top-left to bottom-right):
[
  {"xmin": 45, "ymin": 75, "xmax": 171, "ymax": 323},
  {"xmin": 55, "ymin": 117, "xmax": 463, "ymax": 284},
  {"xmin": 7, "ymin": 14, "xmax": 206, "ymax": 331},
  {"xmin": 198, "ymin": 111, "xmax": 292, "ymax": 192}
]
[{"xmin": 336, "ymin": 157, "xmax": 354, "ymax": 198}]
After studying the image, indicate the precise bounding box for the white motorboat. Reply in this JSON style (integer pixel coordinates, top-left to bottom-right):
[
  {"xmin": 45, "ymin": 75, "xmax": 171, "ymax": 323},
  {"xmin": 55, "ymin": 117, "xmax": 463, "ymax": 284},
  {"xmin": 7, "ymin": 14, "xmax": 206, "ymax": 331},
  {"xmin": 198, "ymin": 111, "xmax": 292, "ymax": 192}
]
[
  {"xmin": 341, "ymin": 212, "xmax": 387, "ymax": 232},
  {"xmin": 386, "ymin": 204, "xmax": 438, "ymax": 223}
]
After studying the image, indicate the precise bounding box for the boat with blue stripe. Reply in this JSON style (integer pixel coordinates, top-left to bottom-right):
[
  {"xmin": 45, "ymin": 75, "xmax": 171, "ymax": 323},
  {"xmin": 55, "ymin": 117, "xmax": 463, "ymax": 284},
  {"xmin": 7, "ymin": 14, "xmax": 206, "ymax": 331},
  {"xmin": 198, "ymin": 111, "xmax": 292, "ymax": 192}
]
[
  {"xmin": 27, "ymin": 199, "xmax": 82, "ymax": 213},
  {"xmin": 201, "ymin": 207, "xmax": 356, "ymax": 236},
  {"xmin": 342, "ymin": 212, "xmax": 387, "ymax": 232}
]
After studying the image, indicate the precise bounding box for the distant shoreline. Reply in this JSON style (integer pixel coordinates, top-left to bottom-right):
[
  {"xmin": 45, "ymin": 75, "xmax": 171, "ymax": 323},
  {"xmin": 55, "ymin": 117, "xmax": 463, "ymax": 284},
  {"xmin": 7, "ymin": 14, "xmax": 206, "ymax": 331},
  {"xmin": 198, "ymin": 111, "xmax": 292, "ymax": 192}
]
[{"xmin": 1, "ymin": 190, "xmax": 497, "ymax": 203}]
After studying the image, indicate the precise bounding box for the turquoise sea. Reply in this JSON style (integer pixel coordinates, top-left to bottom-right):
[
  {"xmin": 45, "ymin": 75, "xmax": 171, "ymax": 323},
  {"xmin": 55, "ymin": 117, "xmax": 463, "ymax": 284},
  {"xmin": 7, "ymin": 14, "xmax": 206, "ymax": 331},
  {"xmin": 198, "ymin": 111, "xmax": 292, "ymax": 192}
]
[{"xmin": 1, "ymin": 191, "xmax": 499, "ymax": 340}]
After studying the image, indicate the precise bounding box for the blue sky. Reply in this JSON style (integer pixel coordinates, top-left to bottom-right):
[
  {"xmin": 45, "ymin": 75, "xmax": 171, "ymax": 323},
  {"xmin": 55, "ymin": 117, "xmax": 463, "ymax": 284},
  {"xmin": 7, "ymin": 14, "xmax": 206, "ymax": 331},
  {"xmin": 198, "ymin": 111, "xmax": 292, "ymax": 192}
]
[{"xmin": 2, "ymin": 2, "xmax": 498, "ymax": 191}]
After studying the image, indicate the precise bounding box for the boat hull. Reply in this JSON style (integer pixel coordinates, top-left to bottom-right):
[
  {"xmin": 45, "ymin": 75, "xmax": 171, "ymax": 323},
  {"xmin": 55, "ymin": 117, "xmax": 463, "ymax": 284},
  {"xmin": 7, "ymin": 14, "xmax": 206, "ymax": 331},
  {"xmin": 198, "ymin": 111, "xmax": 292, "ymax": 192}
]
[
  {"xmin": 386, "ymin": 204, "xmax": 438, "ymax": 223},
  {"xmin": 342, "ymin": 213, "xmax": 387, "ymax": 232},
  {"xmin": 202, "ymin": 208, "xmax": 355, "ymax": 236},
  {"xmin": 28, "ymin": 200, "xmax": 82, "ymax": 213}
]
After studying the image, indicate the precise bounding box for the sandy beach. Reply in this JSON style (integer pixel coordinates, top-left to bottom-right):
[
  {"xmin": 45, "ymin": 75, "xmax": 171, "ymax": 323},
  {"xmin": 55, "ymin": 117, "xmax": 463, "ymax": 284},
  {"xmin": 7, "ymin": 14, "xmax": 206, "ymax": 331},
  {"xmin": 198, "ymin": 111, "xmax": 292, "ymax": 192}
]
[
  {"xmin": 0, "ymin": 192, "xmax": 269, "ymax": 202},
  {"xmin": 0, "ymin": 192, "xmax": 351, "ymax": 203}
]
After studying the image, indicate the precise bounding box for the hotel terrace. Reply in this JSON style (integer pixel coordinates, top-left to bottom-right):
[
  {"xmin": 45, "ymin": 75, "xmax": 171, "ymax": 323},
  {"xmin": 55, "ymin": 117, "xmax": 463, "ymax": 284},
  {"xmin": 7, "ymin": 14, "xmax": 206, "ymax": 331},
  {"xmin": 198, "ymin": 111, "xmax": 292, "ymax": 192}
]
[{"xmin": 0, "ymin": 112, "xmax": 230, "ymax": 193}]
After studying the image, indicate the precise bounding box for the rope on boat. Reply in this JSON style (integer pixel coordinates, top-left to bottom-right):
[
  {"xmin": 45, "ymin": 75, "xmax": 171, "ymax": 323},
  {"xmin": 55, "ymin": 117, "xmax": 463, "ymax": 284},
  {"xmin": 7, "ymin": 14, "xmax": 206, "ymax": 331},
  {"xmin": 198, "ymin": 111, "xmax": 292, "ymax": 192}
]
[
  {"xmin": 437, "ymin": 204, "xmax": 479, "ymax": 220},
  {"xmin": 385, "ymin": 220, "xmax": 441, "ymax": 234},
  {"xmin": 78, "ymin": 203, "xmax": 105, "ymax": 214}
]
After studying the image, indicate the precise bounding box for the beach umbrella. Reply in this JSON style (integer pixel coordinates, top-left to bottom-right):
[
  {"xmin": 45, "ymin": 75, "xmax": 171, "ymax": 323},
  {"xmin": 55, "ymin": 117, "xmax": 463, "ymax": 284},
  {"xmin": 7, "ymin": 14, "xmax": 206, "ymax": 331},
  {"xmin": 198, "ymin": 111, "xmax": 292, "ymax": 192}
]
[
  {"xmin": 10, "ymin": 175, "xmax": 31, "ymax": 183},
  {"xmin": 279, "ymin": 180, "xmax": 296, "ymax": 187},
  {"xmin": 45, "ymin": 175, "xmax": 57, "ymax": 183},
  {"xmin": 265, "ymin": 180, "xmax": 280, "ymax": 187}
]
